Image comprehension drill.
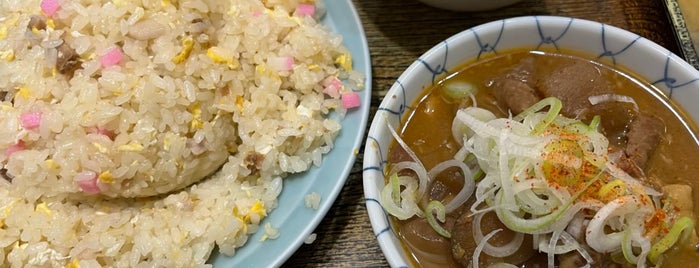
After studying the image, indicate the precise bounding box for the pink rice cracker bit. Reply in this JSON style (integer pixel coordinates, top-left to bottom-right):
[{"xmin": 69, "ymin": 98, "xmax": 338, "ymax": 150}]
[
  {"xmin": 252, "ymin": 10, "xmax": 262, "ymax": 17},
  {"xmin": 20, "ymin": 112, "xmax": 42, "ymax": 129},
  {"xmin": 88, "ymin": 126, "xmax": 114, "ymax": 140},
  {"xmin": 323, "ymin": 77, "xmax": 342, "ymax": 98},
  {"xmin": 40, "ymin": 0, "xmax": 61, "ymax": 17},
  {"xmin": 295, "ymin": 4, "xmax": 315, "ymax": 17},
  {"xmin": 187, "ymin": 139, "xmax": 207, "ymax": 155},
  {"xmin": 100, "ymin": 47, "xmax": 124, "ymax": 68},
  {"xmin": 269, "ymin": 56, "xmax": 294, "ymax": 71},
  {"xmin": 5, "ymin": 141, "xmax": 25, "ymax": 157},
  {"xmin": 341, "ymin": 92, "xmax": 361, "ymax": 109},
  {"xmin": 76, "ymin": 171, "xmax": 100, "ymax": 194}
]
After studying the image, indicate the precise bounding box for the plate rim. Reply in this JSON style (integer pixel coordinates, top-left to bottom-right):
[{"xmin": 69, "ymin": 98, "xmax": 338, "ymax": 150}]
[{"xmin": 210, "ymin": 0, "xmax": 373, "ymax": 267}]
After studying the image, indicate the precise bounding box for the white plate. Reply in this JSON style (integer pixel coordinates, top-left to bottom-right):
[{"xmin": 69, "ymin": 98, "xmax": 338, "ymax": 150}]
[{"xmin": 209, "ymin": 1, "xmax": 371, "ymax": 267}]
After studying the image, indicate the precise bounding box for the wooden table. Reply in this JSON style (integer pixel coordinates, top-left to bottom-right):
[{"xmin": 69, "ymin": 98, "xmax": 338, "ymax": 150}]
[{"xmin": 284, "ymin": 0, "xmax": 681, "ymax": 266}]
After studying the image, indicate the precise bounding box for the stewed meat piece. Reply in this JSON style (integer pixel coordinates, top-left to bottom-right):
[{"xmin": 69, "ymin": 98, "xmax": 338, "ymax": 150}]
[
  {"xmin": 558, "ymin": 250, "xmax": 625, "ymax": 268},
  {"xmin": 625, "ymin": 114, "xmax": 664, "ymax": 169},
  {"xmin": 490, "ymin": 57, "xmax": 542, "ymax": 115},
  {"xmin": 579, "ymin": 102, "xmax": 636, "ymax": 147},
  {"xmin": 503, "ymin": 56, "xmax": 536, "ymax": 86},
  {"xmin": 399, "ymin": 217, "xmax": 456, "ymax": 265},
  {"xmin": 492, "ymin": 78, "xmax": 541, "ymax": 115},
  {"xmin": 604, "ymin": 114, "xmax": 664, "ymax": 187},
  {"xmin": 537, "ymin": 61, "xmax": 613, "ymax": 117},
  {"xmin": 611, "ymin": 148, "xmax": 646, "ymax": 180}
]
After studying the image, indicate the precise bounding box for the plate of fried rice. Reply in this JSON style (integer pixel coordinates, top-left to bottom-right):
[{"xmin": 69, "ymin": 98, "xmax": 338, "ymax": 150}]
[{"xmin": 0, "ymin": 0, "xmax": 370, "ymax": 267}]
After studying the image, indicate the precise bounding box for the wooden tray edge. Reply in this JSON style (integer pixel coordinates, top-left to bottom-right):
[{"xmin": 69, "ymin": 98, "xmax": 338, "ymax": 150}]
[{"xmin": 663, "ymin": 0, "xmax": 699, "ymax": 69}]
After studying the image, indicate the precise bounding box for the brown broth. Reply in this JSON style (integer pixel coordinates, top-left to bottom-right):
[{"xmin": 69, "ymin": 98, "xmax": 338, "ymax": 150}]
[{"xmin": 387, "ymin": 49, "xmax": 699, "ymax": 267}]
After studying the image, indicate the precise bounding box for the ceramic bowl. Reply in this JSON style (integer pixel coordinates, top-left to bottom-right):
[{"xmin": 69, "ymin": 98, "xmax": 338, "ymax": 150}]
[
  {"xmin": 415, "ymin": 0, "xmax": 522, "ymax": 11},
  {"xmin": 362, "ymin": 15, "xmax": 699, "ymax": 267}
]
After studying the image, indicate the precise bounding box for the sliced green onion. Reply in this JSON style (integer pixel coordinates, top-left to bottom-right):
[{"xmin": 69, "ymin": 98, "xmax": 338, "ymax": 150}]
[
  {"xmin": 547, "ymin": 230, "xmax": 563, "ymax": 266},
  {"xmin": 589, "ymin": 115, "xmax": 601, "ymax": 131},
  {"xmin": 563, "ymin": 121, "xmax": 594, "ymax": 135},
  {"xmin": 486, "ymin": 263, "xmax": 518, "ymax": 268},
  {"xmin": 542, "ymin": 139, "xmax": 584, "ymax": 187},
  {"xmin": 464, "ymin": 152, "xmax": 477, "ymax": 163},
  {"xmin": 425, "ymin": 200, "xmax": 451, "ymax": 238},
  {"xmin": 515, "ymin": 189, "xmax": 561, "ymax": 216},
  {"xmin": 496, "ymin": 191, "xmax": 579, "ymax": 234},
  {"xmin": 453, "ymin": 107, "xmax": 497, "ymax": 144},
  {"xmin": 560, "ymin": 230, "xmax": 595, "ymax": 265},
  {"xmin": 473, "ymin": 168, "xmax": 485, "ymax": 181},
  {"xmin": 496, "ymin": 170, "xmax": 604, "ymax": 234},
  {"xmin": 621, "ymin": 228, "xmax": 637, "ymax": 264},
  {"xmin": 442, "ymin": 81, "xmax": 476, "ymax": 100},
  {"xmin": 648, "ymin": 216, "xmax": 695, "ymax": 264},
  {"xmin": 428, "ymin": 159, "xmax": 475, "ymax": 213},
  {"xmin": 512, "ymin": 97, "xmax": 563, "ymax": 135},
  {"xmin": 390, "ymin": 173, "xmax": 400, "ymax": 204},
  {"xmin": 598, "ymin": 179, "xmax": 627, "ymax": 200},
  {"xmin": 472, "ymin": 211, "xmax": 524, "ymax": 257},
  {"xmin": 384, "ymin": 116, "xmax": 430, "ymax": 199},
  {"xmin": 532, "ymin": 98, "xmax": 562, "ymax": 135},
  {"xmin": 473, "ymin": 229, "xmax": 503, "ymax": 268},
  {"xmin": 583, "ymin": 152, "xmax": 607, "ymax": 168},
  {"xmin": 620, "ymin": 224, "xmax": 651, "ymax": 265},
  {"xmin": 585, "ymin": 195, "xmax": 650, "ymax": 253},
  {"xmin": 380, "ymin": 173, "xmax": 419, "ymax": 220}
]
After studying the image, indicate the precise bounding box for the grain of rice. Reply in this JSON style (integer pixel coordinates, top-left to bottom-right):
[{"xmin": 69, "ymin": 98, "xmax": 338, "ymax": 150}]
[
  {"xmin": 304, "ymin": 233, "xmax": 318, "ymax": 244},
  {"xmin": 305, "ymin": 192, "xmax": 321, "ymax": 210}
]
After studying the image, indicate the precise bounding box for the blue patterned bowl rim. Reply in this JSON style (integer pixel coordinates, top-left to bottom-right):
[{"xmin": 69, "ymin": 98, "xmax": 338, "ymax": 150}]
[{"xmin": 362, "ymin": 15, "xmax": 699, "ymax": 268}]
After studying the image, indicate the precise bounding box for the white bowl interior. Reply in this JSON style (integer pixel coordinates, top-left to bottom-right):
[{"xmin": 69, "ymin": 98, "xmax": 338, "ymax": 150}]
[{"xmin": 362, "ymin": 15, "xmax": 699, "ymax": 267}]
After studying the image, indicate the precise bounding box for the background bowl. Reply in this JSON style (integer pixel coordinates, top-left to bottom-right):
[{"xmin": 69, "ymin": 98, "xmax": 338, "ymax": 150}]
[
  {"xmin": 362, "ymin": 15, "xmax": 699, "ymax": 267},
  {"xmin": 415, "ymin": 0, "xmax": 522, "ymax": 11}
]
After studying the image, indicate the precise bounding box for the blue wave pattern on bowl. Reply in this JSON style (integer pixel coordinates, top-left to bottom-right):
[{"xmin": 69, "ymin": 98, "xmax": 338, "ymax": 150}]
[{"xmin": 363, "ymin": 16, "xmax": 699, "ymax": 268}]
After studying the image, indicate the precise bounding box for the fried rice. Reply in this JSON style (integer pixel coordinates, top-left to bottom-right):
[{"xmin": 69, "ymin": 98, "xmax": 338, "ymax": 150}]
[{"xmin": 0, "ymin": 0, "xmax": 363, "ymax": 266}]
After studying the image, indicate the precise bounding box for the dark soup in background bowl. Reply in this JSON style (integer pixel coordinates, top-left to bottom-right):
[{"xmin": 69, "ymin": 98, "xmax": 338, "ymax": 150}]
[{"xmin": 363, "ymin": 16, "xmax": 699, "ymax": 268}]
